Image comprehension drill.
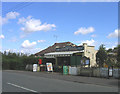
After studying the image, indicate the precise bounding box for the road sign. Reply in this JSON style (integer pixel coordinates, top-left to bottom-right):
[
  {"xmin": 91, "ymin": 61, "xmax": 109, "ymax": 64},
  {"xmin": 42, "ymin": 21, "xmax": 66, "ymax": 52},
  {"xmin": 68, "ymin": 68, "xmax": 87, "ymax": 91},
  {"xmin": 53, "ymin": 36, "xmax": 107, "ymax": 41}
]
[{"xmin": 104, "ymin": 63, "xmax": 108, "ymax": 68}]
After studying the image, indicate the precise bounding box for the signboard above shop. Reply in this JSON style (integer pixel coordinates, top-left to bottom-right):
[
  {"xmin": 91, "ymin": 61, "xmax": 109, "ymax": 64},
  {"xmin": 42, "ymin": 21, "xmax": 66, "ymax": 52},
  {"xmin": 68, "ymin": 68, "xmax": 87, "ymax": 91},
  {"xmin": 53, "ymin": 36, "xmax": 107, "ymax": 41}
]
[{"xmin": 55, "ymin": 45, "xmax": 84, "ymax": 52}]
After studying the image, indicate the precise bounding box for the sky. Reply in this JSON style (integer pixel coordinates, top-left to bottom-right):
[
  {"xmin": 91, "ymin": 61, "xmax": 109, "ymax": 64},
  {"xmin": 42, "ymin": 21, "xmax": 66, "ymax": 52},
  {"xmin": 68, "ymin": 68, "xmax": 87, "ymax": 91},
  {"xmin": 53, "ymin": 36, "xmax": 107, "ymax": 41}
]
[{"xmin": 1, "ymin": 2, "xmax": 118, "ymax": 54}]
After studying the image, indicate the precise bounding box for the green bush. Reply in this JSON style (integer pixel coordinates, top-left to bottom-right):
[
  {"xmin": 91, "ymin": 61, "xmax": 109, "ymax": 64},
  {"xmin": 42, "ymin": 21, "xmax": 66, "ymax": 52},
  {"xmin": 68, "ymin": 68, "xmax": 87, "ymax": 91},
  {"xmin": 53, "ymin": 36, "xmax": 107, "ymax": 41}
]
[{"xmin": 2, "ymin": 52, "xmax": 40, "ymax": 70}]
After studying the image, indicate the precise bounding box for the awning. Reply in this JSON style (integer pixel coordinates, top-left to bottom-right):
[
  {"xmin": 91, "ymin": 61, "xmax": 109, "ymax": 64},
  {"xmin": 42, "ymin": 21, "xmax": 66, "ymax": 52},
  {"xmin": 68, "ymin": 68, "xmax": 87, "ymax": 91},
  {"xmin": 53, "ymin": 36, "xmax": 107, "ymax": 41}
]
[{"xmin": 44, "ymin": 50, "xmax": 84, "ymax": 58}]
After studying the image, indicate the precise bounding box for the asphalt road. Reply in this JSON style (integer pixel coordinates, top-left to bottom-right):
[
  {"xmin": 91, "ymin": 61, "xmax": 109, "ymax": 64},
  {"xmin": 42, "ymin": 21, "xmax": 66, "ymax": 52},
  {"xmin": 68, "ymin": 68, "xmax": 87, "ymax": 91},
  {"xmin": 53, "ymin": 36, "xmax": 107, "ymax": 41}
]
[{"xmin": 2, "ymin": 70, "xmax": 119, "ymax": 93}]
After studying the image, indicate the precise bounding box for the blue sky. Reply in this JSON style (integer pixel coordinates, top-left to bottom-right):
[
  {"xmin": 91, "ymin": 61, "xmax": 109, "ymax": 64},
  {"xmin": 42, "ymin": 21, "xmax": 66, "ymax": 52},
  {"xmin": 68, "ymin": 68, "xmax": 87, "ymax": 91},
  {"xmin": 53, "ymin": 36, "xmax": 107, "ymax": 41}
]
[{"xmin": 1, "ymin": 2, "xmax": 118, "ymax": 54}]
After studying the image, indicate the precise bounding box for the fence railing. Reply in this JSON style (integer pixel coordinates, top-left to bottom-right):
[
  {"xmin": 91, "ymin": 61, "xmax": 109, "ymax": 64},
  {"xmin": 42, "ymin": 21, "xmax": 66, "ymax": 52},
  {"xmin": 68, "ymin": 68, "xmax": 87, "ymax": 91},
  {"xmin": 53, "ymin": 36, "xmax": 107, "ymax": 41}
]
[
  {"xmin": 25, "ymin": 64, "xmax": 120, "ymax": 79},
  {"xmin": 69, "ymin": 67, "xmax": 120, "ymax": 79}
]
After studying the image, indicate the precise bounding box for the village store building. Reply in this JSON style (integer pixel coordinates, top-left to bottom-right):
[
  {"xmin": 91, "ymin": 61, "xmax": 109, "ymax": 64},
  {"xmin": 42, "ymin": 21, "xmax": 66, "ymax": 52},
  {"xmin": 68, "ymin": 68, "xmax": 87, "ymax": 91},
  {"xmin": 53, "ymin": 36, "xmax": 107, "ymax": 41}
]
[{"xmin": 35, "ymin": 42, "xmax": 97, "ymax": 67}]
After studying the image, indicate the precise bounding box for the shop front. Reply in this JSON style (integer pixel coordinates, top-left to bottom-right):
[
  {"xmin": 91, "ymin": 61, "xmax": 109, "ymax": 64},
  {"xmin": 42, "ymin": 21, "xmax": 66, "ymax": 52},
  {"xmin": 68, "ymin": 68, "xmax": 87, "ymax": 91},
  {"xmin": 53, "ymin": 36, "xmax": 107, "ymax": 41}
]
[{"xmin": 44, "ymin": 51, "xmax": 89, "ymax": 67}]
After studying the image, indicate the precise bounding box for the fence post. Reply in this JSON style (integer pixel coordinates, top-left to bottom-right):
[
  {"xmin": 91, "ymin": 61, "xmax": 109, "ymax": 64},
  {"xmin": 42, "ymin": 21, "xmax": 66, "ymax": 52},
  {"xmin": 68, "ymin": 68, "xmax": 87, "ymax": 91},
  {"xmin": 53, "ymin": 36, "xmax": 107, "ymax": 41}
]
[{"xmin": 107, "ymin": 67, "xmax": 109, "ymax": 79}]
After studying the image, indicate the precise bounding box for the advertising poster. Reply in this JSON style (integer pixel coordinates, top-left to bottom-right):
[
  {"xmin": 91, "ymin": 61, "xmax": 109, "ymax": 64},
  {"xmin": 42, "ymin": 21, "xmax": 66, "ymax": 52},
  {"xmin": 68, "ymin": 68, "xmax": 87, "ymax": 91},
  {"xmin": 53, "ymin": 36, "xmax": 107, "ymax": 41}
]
[
  {"xmin": 46, "ymin": 63, "xmax": 53, "ymax": 72},
  {"xmin": 33, "ymin": 64, "xmax": 38, "ymax": 72},
  {"xmin": 86, "ymin": 60, "xmax": 89, "ymax": 65}
]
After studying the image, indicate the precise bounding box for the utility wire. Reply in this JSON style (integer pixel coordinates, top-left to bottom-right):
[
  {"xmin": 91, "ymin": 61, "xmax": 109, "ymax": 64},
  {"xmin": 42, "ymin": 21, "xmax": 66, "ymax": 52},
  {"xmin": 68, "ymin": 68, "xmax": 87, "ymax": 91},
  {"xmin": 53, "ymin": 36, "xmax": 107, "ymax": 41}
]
[
  {"xmin": 2, "ymin": 1, "xmax": 33, "ymax": 16},
  {"xmin": 11, "ymin": 2, "xmax": 33, "ymax": 12},
  {"xmin": 2, "ymin": 2, "xmax": 26, "ymax": 15}
]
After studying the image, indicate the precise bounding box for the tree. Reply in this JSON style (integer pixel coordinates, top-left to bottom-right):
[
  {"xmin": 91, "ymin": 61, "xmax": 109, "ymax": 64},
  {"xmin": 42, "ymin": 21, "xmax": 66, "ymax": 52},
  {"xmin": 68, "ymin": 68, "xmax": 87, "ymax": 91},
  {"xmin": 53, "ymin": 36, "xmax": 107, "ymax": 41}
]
[
  {"xmin": 107, "ymin": 48, "xmax": 113, "ymax": 53},
  {"xmin": 106, "ymin": 55, "xmax": 115, "ymax": 67},
  {"xmin": 96, "ymin": 44, "xmax": 107, "ymax": 67},
  {"xmin": 116, "ymin": 45, "xmax": 120, "ymax": 67}
]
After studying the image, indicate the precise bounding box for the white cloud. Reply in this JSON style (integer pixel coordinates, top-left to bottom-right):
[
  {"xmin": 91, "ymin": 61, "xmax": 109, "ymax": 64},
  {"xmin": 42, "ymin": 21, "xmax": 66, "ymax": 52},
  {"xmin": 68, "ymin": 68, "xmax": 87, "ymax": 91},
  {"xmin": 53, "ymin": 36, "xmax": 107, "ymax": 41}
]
[
  {"xmin": 37, "ymin": 40, "xmax": 46, "ymax": 43},
  {"xmin": 5, "ymin": 49, "xmax": 11, "ymax": 53},
  {"xmin": 20, "ymin": 32, "xmax": 29, "ymax": 38},
  {"xmin": 106, "ymin": 45, "xmax": 117, "ymax": 50},
  {"xmin": 91, "ymin": 34, "xmax": 96, "ymax": 37},
  {"xmin": 107, "ymin": 29, "xmax": 120, "ymax": 38},
  {"xmin": 9, "ymin": 37, "xmax": 17, "ymax": 42},
  {"xmin": 0, "ymin": 17, "xmax": 7, "ymax": 25},
  {"xmin": 21, "ymin": 40, "xmax": 37, "ymax": 49},
  {"xmin": 74, "ymin": 27, "xmax": 95, "ymax": 35},
  {"xmin": 18, "ymin": 48, "xmax": 42, "ymax": 55},
  {"xmin": 6, "ymin": 12, "xmax": 19, "ymax": 19},
  {"xmin": 100, "ymin": 41, "xmax": 117, "ymax": 50},
  {"xmin": 80, "ymin": 39, "xmax": 96, "ymax": 46},
  {"xmin": 0, "ymin": 12, "xmax": 20, "ymax": 25},
  {"xmin": 4, "ymin": 48, "xmax": 41, "ymax": 55},
  {"xmin": 0, "ymin": 34, "xmax": 5, "ymax": 39},
  {"xmin": 18, "ymin": 16, "xmax": 56, "ymax": 33},
  {"xmin": 18, "ymin": 16, "xmax": 31, "ymax": 24},
  {"xmin": 31, "ymin": 48, "xmax": 42, "ymax": 54}
]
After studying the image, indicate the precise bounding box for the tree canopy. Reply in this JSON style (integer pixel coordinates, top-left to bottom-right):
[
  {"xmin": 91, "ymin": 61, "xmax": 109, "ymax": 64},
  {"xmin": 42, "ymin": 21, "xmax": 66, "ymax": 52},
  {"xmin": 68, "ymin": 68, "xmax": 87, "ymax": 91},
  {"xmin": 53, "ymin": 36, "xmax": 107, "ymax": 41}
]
[
  {"xmin": 96, "ymin": 44, "xmax": 107, "ymax": 67},
  {"xmin": 96, "ymin": 44, "xmax": 120, "ymax": 68}
]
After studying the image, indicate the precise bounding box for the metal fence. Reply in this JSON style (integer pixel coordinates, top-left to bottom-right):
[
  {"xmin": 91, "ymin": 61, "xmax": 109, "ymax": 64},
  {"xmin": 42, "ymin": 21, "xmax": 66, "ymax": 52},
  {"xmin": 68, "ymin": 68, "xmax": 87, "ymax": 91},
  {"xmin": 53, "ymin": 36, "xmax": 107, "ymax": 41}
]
[
  {"xmin": 25, "ymin": 64, "xmax": 120, "ymax": 79},
  {"xmin": 69, "ymin": 67, "xmax": 120, "ymax": 79}
]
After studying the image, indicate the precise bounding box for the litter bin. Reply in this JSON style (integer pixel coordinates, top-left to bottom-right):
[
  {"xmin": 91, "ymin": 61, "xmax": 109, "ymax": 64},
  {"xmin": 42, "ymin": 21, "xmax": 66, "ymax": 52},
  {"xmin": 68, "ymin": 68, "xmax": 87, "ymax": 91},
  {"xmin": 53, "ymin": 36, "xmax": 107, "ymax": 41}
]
[{"xmin": 63, "ymin": 66, "xmax": 68, "ymax": 75}]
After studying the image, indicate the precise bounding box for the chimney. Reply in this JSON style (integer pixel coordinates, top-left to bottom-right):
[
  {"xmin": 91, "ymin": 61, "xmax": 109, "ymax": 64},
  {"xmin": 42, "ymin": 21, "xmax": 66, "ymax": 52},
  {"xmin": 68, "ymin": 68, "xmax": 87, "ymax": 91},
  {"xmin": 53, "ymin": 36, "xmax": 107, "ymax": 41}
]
[{"xmin": 83, "ymin": 43, "xmax": 87, "ymax": 46}]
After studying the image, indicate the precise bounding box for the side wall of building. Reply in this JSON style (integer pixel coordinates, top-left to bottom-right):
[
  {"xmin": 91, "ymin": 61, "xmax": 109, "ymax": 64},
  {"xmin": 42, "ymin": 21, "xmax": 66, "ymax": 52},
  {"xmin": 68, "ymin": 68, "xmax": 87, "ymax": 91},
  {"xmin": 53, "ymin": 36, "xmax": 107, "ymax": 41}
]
[{"xmin": 83, "ymin": 43, "xmax": 97, "ymax": 67}]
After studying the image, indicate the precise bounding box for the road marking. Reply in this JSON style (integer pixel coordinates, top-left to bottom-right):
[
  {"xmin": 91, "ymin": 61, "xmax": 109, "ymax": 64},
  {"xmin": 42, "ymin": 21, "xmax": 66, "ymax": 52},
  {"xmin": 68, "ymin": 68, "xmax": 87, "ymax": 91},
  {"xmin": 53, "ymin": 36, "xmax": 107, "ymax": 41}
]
[{"xmin": 7, "ymin": 82, "xmax": 37, "ymax": 93}]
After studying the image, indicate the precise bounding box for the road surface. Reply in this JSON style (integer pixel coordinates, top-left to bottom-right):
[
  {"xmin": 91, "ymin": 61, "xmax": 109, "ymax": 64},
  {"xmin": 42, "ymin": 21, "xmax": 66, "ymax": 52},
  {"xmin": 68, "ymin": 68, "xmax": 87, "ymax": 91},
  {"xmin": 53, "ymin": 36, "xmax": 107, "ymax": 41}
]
[{"xmin": 2, "ymin": 70, "xmax": 119, "ymax": 93}]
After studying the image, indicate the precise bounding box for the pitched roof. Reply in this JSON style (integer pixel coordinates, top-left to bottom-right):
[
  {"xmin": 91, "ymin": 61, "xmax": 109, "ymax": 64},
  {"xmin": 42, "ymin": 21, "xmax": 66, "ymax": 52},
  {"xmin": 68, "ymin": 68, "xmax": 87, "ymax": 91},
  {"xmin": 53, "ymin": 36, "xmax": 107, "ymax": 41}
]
[{"xmin": 35, "ymin": 42, "xmax": 77, "ymax": 56}]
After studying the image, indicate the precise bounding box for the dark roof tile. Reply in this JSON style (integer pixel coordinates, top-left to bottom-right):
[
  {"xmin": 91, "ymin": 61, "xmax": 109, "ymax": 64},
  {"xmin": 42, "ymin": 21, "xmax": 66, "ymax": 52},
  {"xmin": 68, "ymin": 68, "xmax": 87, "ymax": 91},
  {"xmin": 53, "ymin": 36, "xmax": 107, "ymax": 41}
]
[{"xmin": 35, "ymin": 42, "xmax": 77, "ymax": 56}]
